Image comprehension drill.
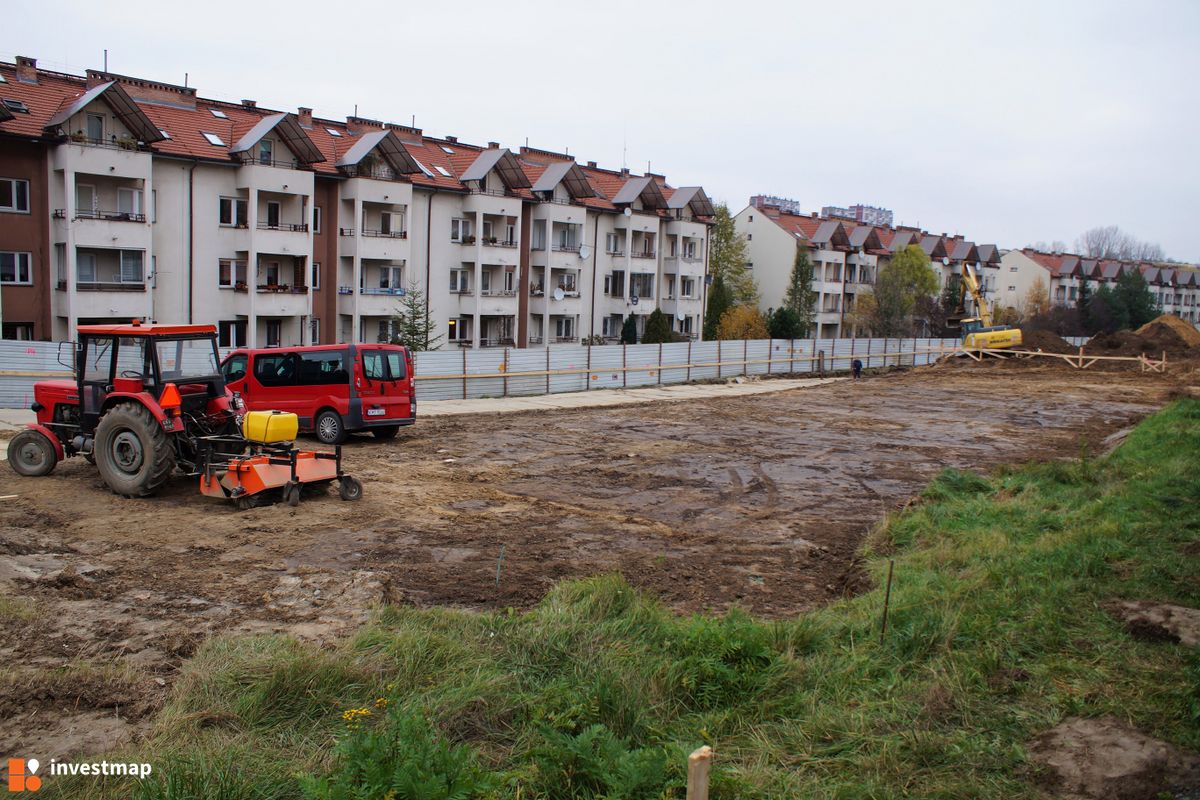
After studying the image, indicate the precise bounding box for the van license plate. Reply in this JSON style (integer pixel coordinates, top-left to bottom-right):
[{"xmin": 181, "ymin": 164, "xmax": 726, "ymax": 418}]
[{"xmin": 366, "ymin": 408, "xmax": 386, "ymax": 416}]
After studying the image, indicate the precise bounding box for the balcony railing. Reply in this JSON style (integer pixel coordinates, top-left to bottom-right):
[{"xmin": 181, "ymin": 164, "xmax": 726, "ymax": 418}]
[
  {"xmin": 56, "ymin": 209, "xmax": 147, "ymax": 222},
  {"xmin": 553, "ymin": 243, "xmax": 581, "ymax": 253},
  {"xmin": 340, "ymin": 165, "xmax": 401, "ymax": 181},
  {"xmin": 553, "ymin": 335, "xmax": 578, "ymax": 343},
  {"xmin": 492, "ymin": 239, "xmax": 519, "ymax": 248},
  {"xmin": 74, "ymin": 280, "xmax": 146, "ymax": 292},
  {"xmin": 256, "ymin": 284, "xmax": 309, "ymax": 294},
  {"xmin": 361, "ymin": 229, "xmax": 408, "ymax": 239},
  {"xmin": 605, "ymin": 249, "xmax": 625, "ymax": 257},
  {"xmin": 631, "ymin": 251, "xmax": 656, "ymax": 259},
  {"xmin": 480, "ymin": 337, "xmax": 516, "ymax": 347},
  {"xmin": 450, "ymin": 288, "xmax": 474, "ymax": 296},
  {"xmin": 681, "ymin": 255, "xmax": 702, "ymax": 263},
  {"xmin": 237, "ymin": 155, "xmax": 311, "ymax": 170},
  {"xmin": 339, "ymin": 228, "xmax": 355, "ymax": 237},
  {"xmin": 527, "ymin": 336, "xmax": 544, "ymax": 344},
  {"xmin": 338, "ymin": 286, "xmax": 354, "ymax": 295},
  {"xmin": 480, "ymin": 289, "xmax": 518, "ymax": 297},
  {"xmin": 361, "ymin": 287, "xmax": 406, "ymax": 296},
  {"xmin": 469, "ymin": 188, "xmax": 510, "ymax": 197},
  {"xmin": 63, "ymin": 135, "xmax": 149, "ymax": 152},
  {"xmin": 257, "ymin": 222, "xmax": 309, "ymax": 232}
]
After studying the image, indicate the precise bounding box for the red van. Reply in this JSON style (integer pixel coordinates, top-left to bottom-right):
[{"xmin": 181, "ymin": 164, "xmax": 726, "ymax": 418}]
[{"xmin": 220, "ymin": 344, "xmax": 414, "ymax": 444}]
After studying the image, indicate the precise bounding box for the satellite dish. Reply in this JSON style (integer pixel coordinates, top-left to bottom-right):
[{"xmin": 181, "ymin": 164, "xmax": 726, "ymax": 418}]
[
  {"xmin": 553, "ymin": 287, "xmax": 565, "ymax": 301},
  {"xmin": 623, "ymin": 208, "xmax": 633, "ymax": 217},
  {"xmin": 579, "ymin": 244, "xmax": 592, "ymax": 259},
  {"xmin": 942, "ymin": 257, "xmax": 950, "ymax": 265},
  {"xmin": 675, "ymin": 310, "xmax": 685, "ymax": 322}
]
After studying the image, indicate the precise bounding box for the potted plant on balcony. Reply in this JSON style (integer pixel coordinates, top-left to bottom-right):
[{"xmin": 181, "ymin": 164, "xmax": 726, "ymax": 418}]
[
  {"xmin": 486, "ymin": 235, "xmax": 498, "ymax": 245},
  {"xmin": 116, "ymin": 135, "xmax": 137, "ymax": 151},
  {"xmin": 70, "ymin": 130, "xmax": 88, "ymax": 143},
  {"xmin": 464, "ymin": 235, "xmax": 476, "ymax": 245}
]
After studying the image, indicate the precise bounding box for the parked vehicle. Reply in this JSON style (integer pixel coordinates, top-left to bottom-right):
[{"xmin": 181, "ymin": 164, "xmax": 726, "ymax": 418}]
[{"xmin": 220, "ymin": 344, "xmax": 414, "ymax": 444}]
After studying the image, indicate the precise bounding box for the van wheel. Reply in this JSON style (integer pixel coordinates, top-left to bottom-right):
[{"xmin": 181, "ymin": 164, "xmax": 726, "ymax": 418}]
[
  {"xmin": 371, "ymin": 426, "xmax": 399, "ymax": 441},
  {"xmin": 315, "ymin": 410, "xmax": 345, "ymax": 445},
  {"xmin": 8, "ymin": 430, "xmax": 59, "ymax": 477}
]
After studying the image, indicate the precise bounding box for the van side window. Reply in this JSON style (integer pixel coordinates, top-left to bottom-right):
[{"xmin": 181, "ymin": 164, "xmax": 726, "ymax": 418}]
[
  {"xmin": 223, "ymin": 354, "xmax": 247, "ymax": 382},
  {"xmin": 362, "ymin": 351, "xmax": 387, "ymax": 381},
  {"xmin": 254, "ymin": 354, "xmax": 297, "ymax": 386},
  {"xmin": 385, "ymin": 352, "xmax": 406, "ymax": 380},
  {"xmin": 298, "ymin": 351, "xmax": 348, "ymax": 385}
]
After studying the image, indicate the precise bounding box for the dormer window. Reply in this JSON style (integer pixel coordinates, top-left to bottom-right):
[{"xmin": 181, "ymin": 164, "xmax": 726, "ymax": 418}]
[
  {"xmin": 202, "ymin": 131, "xmax": 225, "ymax": 146},
  {"xmin": 209, "ymin": 108, "xmax": 228, "ymax": 119},
  {"xmin": 86, "ymin": 113, "xmax": 104, "ymax": 141}
]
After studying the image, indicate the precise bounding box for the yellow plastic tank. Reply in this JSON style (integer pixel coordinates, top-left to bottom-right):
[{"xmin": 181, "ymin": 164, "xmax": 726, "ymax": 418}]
[{"xmin": 241, "ymin": 410, "xmax": 299, "ymax": 444}]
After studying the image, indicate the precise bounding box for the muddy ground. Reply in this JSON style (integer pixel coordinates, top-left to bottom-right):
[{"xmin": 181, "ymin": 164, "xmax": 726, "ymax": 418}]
[{"xmin": 0, "ymin": 363, "xmax": 1184, "ymax": 757}]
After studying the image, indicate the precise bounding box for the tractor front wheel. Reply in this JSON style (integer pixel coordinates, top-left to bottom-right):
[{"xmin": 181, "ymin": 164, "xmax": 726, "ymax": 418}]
[
  {"xmin": 94, "ymin": 403, "xmax": 176, "ymax": 497},
  {"xmin": 7, "ymin": 430, "xmax": 59, "ymax": 477}
]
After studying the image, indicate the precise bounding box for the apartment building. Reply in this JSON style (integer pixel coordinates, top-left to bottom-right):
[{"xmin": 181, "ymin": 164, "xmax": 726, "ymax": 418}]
[
  {"xmin": 998, "ymin": 249, "xmax": 1200, "ymax": 322},
  {"xmin": 734, "ymin": 198, "xmax": 1001, "ymax": 338},
  {"xmin": 0, "ymin": 57, "xmax": 712, "ymax": 347}
]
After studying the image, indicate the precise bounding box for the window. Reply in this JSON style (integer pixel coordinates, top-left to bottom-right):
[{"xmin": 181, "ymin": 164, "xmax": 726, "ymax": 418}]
[
  {"xmin": 0, "ymin": 178, "xmax": 30, "ymax": 213},
  {"xmin": 683, "ymin": 240, "xmax": 697, "ymax": 259},
  {"xmin": 313, "ymin": 206, "xmax": 321, "ymax": 234},
  {"xmin": 117, "ymin": 188, "xmax": 142, "ymax": 217},
  {"xmin": 450, "ymin": 269, "xmax": 469, "ymax": 293},
  {"xmin": 86, "ymin": 113, "xmax": 104, "ymax": 141},
  {"xmin": 555, "ymin": 317, "xmax": 574, "ymax": 338},
  {"xmin": 311, "ymin": 261, "xmax": 321, "ymax": 290},
  {"xmin": 151, "ymin": 190, "xmax": 157, "ymax": 223},
  {"xmin": 265, "ymin": 320, "xmax": 282, "ymax": 349},
  {"xmin": 77, "ymin": 252, "xmax": 97, "ymax": 283},
  {"xmin": 681, "ymin": 277, "xmax": 696, "ymax": 298},
  {"xmin": 0, "ymin": 252, "xmax": 32, "ymax": 284},
  {"xmin": 258, "ymin": 139, "xmax": 274, "ymax": 165},
  {"xmin": 504, "ymin": 270, "xmax": 515, "ymax": 292},
  {"xmin": 221, "ymin": 351, "xmax": 247, "ymax": 379},
  {"xmin": 602, "ymin": 314, "xmax": 622, "ymax": 337},
  {"xmin": 298, "ymin": 351, "xmax": 348, "ymax": 385},
  {"xmin": 434, "ymin": 165, "xmax": 452, "ymax": 177},
  {"xmin": 747, "ymin": 233, "xmax": 753, "ymax": 241},
  {"xmin": 209, "ymin": 108, "xmax": 229, "ymax": 119},
  {"xmin": 532, "ymin": 220, "xmax": 546, "ymax": 250},
  {"xmin": 2, "ymin": 323, "xmax": 34, "ymax": 340},
  {"xmin": 326, "ymin": 128, "xmax": 342, "ymax": 137},
  {"xmin": 605, "ymin": 270, "xmax": 626, "ymax": 297},
  {"xmin": 748, "ymin": 214, "xmax": 753, "ymax": 222},
  {"xmin": 202, "ymin": 131, "xmax": 225, "ymax": 146},
  {"xmin": 83, "ymin": 336, "xmax": 114, "ymax": 381},
  {"xmin": 380, "ymin": 211, "xmax": 404, "ymax": 236},
  {"xmin": 451, "ymin": 218, "xmax": 472, "ymax": 242},
  {"xmin": 219, "ymin": 259, "xmax": 247, "ymax": 288},
  {"xmin": 310, "ymin": 317, "xmax": 320, "ymax": 344},
  {"xmin": 120, "ymin": 250, "xmax": 144, "ymax": 283},
  {"xmin": 265, "ymin": 201, "xmax": 281, "ymax": 228},
  {"xmin": 254, "ymin": 352, "xmax": 295, "ymax": 384},
  {"xmin": 158, "ymin": 129, "xmax": 170, "ymax": 140},
  {"xmin": 2, "ymin": 99, "xmax": 29, "ymax": 114},
  {"xmin": 482, "ymin": 220, "xmax": 493, "ymax": 240},
  {"xmin": 447, "ymin": 317, "xmax": 469, "ymax": 341},
  {"xmin": 219, "ymin": 197, "xmax": 247, "ymax": 227},
  {"xmin": 440, "ymin": 145, "xmax": 454, "ymax": 154},
  {"xmin": 605, "ymin": 232, "xmax": 622, "ymax": 254},
  {"xmin": 411, "ymin": 158, "xmax": 434, "ymax": 178},
  {"xmin": 380, "ymin": 265, "xmax": 404, "ymax": 289},
  {"xmin": 505, "ymin": 223, "xmax": 515, "ymax": 244},
  {"xmin": 630, "ymin": 273, "xmax": 654, "ymax": 298},
  {"xmin": 1010, "ymin": 266, "xmax": 1019, "ymax": 272}
]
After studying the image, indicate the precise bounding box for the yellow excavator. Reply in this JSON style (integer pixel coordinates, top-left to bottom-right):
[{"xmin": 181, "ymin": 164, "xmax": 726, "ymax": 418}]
[{"xmin": 956, "ymin": 262, "xmax": 1022, "ymax": 349}]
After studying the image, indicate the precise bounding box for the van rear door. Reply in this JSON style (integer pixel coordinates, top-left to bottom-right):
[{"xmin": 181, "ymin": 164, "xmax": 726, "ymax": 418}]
[{"xmin": 358, "ymin": 348, "xmax": 411, "ymax": 422}]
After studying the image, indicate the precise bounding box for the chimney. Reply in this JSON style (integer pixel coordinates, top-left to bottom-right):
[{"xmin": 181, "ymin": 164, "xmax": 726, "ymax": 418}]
[
  {"xmin": 297, "ymin": 107, "xmax": 313, "ymax": 128},
  {"xmin": 620, "ymin": 167, "xmax": 630, "ymax": 177},
  {"xmin": 15, "ymin": 56, "xmax": 37, "ymax": 84},
  {"xmin": 587, "ymin": 161, "xmax": 597, "ymax": 168},
  {"xmin": 811, "ymin": 212, "xmax": 817, "ymax": 218},
  {"xmin": 487, "ymin": 141, "xmax": 499, "ymax": 149},
  {"xmin": 445, "ymin": 135, "xmax": 457, "ymax": 143},
  {"xmin": 242, "ymin": 99, "xmax": 257, "ymax": 109}
]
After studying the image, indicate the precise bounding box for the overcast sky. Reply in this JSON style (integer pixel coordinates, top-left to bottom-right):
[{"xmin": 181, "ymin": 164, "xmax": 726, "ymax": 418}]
[{"xmin": 6, "ymin": 0, "xmax": 1198, "ymax": 260}]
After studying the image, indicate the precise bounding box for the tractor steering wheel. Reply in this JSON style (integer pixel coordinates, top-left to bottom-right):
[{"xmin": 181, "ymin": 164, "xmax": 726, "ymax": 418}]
[{"xmin": 120, "ymin": 370, "xmax": 142, "ymax": 378}]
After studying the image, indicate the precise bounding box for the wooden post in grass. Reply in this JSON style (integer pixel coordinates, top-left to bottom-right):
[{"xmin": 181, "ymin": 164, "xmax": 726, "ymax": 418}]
[
  {"xmin": 686, "ymin": 746, "xmax": 713, "ymax": 800},
  {"xmin": 880, "ymin": 559, "xmax": 895, "ymax": 644}
]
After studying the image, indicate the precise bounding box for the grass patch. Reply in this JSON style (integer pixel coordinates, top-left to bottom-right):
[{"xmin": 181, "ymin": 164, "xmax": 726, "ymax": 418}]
[{"xmin": 44, "ymin": 400, "xmax": 1200, "ymax": 799}]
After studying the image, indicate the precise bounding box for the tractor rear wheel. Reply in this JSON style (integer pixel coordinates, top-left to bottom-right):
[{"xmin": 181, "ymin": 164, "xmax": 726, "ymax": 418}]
[
  {"xmin": 8, "ymin": 430, "xmax": 58, "ymax": 477},
  {"xmin": 94, "ymin": 403, "xmax": 176, "ymax": 497}
]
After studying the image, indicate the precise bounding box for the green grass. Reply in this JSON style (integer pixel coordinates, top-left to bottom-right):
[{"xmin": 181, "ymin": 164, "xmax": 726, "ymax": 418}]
[{"xmin": 44, "ymin": 399, "xmax": 1200, "ymax": 799}]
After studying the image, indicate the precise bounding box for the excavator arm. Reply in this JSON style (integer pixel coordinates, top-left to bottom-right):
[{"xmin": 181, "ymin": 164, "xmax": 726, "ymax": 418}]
[{"xmin": 960, "ymin": 263, "xmax": 994, "ymax": 328}]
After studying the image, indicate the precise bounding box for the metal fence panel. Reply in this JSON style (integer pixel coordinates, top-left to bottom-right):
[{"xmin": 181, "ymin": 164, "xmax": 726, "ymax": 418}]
[
  {"xmin": 549, "ymin": 346, "xmax": 589, "ymax": 394},
  {"xmin": 689, "ymin": 341, "xmax": 720, "ymax": 381},
  {"xmin": 624, "ymin": 343, "xmax": 660, "ymax": 388},
  {"xmin": 505, "ymin": 349, "xmax": 548, "ymax": 397},
  {"xmin": 745, "ymin": 339, "xmax": 771, "ymax": 376},
  {"xmin": 588, "ymin": 345, "xmax": 625, "ymax": 391},
  {"xmin": 659, "ymin": 342, "xmax": 691, "ymax": 385},
  {"xmin": 413, "ymin": 351, "xmax": 465, "ymax": 401},
  {"xmin": 463, "ymin": 350, "xmax": 505, "ymax": 399}
]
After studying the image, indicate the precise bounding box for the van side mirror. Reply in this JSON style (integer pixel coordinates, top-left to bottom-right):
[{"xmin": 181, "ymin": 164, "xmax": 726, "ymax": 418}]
[{"xmin": 59, "ymin": 342, "xmax": 76, "ymax": 371}]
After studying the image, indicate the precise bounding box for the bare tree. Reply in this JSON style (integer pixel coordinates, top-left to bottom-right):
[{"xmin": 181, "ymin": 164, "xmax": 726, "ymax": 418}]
[
  {"xmin": 1074, "ymin": 225, "xmax": 1165, "ymax": 261},
  {"xmin": 1027, "ymin": 240, "xmax": 1067, "ymax": 254}
]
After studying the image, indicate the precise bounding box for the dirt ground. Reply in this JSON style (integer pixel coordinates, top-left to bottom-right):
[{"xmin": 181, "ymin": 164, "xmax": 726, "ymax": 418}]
[{"xmin": 0, "ymin": 363, "xmax": 1184, "ymax": 757}]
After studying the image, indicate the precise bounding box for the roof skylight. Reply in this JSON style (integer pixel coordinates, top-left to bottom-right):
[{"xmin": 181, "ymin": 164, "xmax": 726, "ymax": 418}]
[
  {"xmin": 209, "ymin": 108, "xmax": 228, "ymax": 119},
  {"xmin": 202, "ymin": 131, "xmax": 225, "ymax": 146}
]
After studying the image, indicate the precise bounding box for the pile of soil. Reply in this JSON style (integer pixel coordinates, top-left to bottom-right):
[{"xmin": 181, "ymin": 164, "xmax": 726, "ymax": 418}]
[
  {"xmin": 1021, "ymin": 328, "xmax": 1079, "ymax": 355},
  {"xmin": 1087, "ymin": 327, "xmax": 1195, "ymax": 359},
  {"xmin": 1136, "ymin": 315, "xmax": 1200, "ymax": 348}
]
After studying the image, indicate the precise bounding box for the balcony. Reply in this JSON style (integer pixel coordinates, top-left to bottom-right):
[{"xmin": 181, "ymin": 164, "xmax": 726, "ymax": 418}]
[
  {"xmin": 361, "ymin": 228, "xmax": 407, "ymax": 239},
  {"xmin": 480, "ymin": 337, "xmax": 516, "ymax": 348},
  {"xmin": 361, "ymin": 286, "xmax": 406, "ymax": 296},
  {"xmin": 631, "ymin": 251, "xmax": 656, "ymax": 260},
  {"xmin": 604, "ymin": 249, "xmax": 625, "ymax": 258},
  {"xmin": 553, "ymin": 336, "xmax": 578, "ymax": 343},
  {"xmin": 256, "ymin": 284, "xmax": 308, "ymax": 294},
  {"xmin": 257, "ymin": 221, "xmax": 309, "ymax": 232},
  {"xmin": 339, "ymin": 228, "xmax": 355, "ymax": 237},
  {"xmin": 62, "ymin": 280, "xmax": 146, "ymax": 292},
  {"xmin": 527, "ymin": 335, "xmax": 544, "ymax": 344},
  {"xmin": 552, "ymin": 243, "xmax": 581, "ymax": 253},
  {"xmin": 236, "ymin": 154, "xmax": 311, "ymax": 171},
  {"xmin": 61, "ymin": 134, "xmax": 149, "ymax": 152},
  {"xmin": 55, "ymin": 209, "xmax": 146, "ymax": 223},
  {"xmin": 480, "ymin": 288, "xmax": 518, "ymax": 298}
]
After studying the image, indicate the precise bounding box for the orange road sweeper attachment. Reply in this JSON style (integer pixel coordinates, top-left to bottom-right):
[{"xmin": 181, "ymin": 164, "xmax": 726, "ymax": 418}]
[{"xmin": 198, "ymin": 410, "xmax": 363, "ymax": 510}]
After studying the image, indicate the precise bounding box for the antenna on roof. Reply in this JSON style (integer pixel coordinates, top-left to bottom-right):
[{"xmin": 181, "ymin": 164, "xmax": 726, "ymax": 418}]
[
  {"xmin": 184, "ymin": 72, "xmax": 188, "ymax": 88},
  {"xmin": 354, "ymin": 104, "xmax": 358, "ymax": 117},
  {"xmin": 103, "ymin": 49, "xmax": 108, "ymax": 72},
  {"xmin": 647, "ymin": 160, "xmax": 651, "ymax": 174},
  {"xmin": 411, "ymin": 114, "xmax": 415, "ymax": 128}
]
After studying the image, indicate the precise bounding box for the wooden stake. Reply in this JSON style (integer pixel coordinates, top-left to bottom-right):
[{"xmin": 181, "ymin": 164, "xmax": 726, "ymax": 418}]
[
  {"xmin": 879, "ymin": 559, "xmax": 895, "ymax": 644},
  {"xmin": 686, "ymin": 745, "xmax": 713, "ymax": 800}
]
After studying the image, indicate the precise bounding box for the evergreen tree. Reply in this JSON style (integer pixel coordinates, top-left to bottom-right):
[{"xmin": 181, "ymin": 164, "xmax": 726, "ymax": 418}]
[
  {"xmin": 783, "ymin": 247, "xmax": 817, "ymax": 336},
  {"xmin": 709, "ymin": 204, "xmax": 758, "ymax": 305},
  {"xmin": 768, "ymin": 306, "xmax": 805, "ymax": 339},
  {"xmin": 1088, "ymin": 284, "xmax": 1129, "ymax": 334},
  {"xmin": 641, "ymin": 308, "xmax": 673, "ymax": 344},
  {"xmin": 703, "ymin": 273, "xmax": 733, "ymax": 340},
  {"xmin": 620, "ymin": 314, "xmax": 639, "ymax": 344},
  {"xmin": 389, "ymin": 283, "xmax": 443, "ymax": 351},
  {"xmin": 1076, "ymin": 276, "xmax": 1092, "ymax": 331},
  {"xmin": 1113, "ymin": 269, "xmax": 1158, "ymax": 328}
]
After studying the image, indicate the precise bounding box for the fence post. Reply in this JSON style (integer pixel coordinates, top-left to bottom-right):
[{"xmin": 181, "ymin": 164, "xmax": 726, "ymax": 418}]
[
  {"xmin": 850, "ymin": 336, "xmax": 855, "ymax": 371},
  {"xmin": 789, "ymin": 338, "xmax": 795, "ymax": 373},
  {"xmin": 546, "ymin": 347, "xmax": 551, "ymax": 394},
  {"xmin": 462, "ymin": 349, "xmax": 468, "ymax": 400},
  {"xmin": 502, "ymin": 348, "xmax": 509, "ymax": 397},
  {"xmin": 743, "ymin": 339, "xmax": 749, "ymax": 377},
  {"xmin": 811, "ymin": 338, "xmax": 817, "ymax": 374},
  {"xmin": 658, "ymin": 342, "xmax": 663, "ymax": 385},
  {"xmin": 686, "ymin": 340, "xmax": 692, "ymax": 383},
  {"xmin": 867, "ymin": 337, "xmax": 873, "ymax": 370},
  {"xmin": 622, "ymin": 345, "xmax": 627, "ymax": 389},
  {"xmin": 717, "ymin": 339, "xmax": 723, "ymax": 379},
  {"xmin": 586, "ymin": 345, "xmax": 591, "ymax": 391},
  {"xmin": 687, "ymin": 746, "xmax": 713, "ymax": 800}
]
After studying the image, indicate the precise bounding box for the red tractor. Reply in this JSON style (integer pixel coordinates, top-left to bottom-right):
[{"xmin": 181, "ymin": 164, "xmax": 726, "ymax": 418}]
[{"xmin": 7, "ymin": 322, "xmax": 361, "ymax": 506}]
